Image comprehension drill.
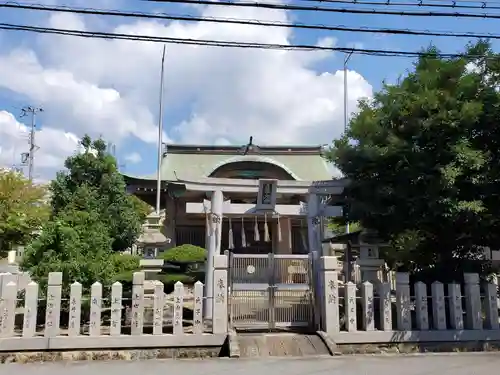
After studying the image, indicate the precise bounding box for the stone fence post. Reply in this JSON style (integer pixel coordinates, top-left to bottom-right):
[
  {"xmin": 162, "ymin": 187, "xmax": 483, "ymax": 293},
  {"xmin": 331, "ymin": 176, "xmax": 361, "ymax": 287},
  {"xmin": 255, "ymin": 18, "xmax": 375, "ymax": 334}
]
[
  {"xmin": 0, "ymin": 273, "xmax": 16, "ymax": 299},
  {"xmin": 464, "ymin": 273, "xmax": 482, "ymax": 330},
  {"xmin": 0, "ymin": 280, "xmax": 17, "ymax": 337},
  {"xmin": 320, "ymin": 255, "xmax": 340, "ymax": 336},
  {"xmin": 395, "ymin": 272, "xmax": 411, "ymax": 330},
  {"xmin": 212, "ymin": 253, "xmax": 228, "ymax": 334},
  {"xmin": 45, "ymin": 272, "xmax": 62, "ymax": 338},
  {"xmin": 131, "ymin": 271, "xmax": 145, "ymax": 335},
  {"xmin": 484, "ymin": 281, "xmax": 499, "ymax": 330}
]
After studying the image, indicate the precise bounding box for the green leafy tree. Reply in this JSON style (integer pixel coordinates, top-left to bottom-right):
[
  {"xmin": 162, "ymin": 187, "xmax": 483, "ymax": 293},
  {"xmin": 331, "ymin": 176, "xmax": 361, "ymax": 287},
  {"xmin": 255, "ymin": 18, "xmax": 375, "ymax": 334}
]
[
  {"xmin": 21, "ymin": 136, "xmax": 142, "ymax": 294},
  {"xmin": 328, "ymin": 221, "xmax": 362, "ymax": 236},
  {"xmin": 0, "ymin": 169, "xmax": 49, "ymax": 254},
  {"xmin": 21, "ymin": 206, "xmax": 115, "ymax": 295},
  {"xmin": 129, "ymin": 194, "xmax": 153, "ymax": 223},
  {"xmin": 50, "ymin": 135, "xmax": 143, "ymax": 251},
  {"xmin": 328, "ymin": 41, "xmax": 500, "ymax": 280}
]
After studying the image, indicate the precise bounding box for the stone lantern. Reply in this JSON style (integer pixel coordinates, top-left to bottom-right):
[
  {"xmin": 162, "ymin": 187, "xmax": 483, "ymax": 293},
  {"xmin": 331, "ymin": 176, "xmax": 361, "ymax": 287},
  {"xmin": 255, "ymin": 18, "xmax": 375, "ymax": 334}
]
[
  {"xmin": 138, "ymin": 211, "xmax": 170, "ymax": 280},
  {"xmin": 355, "ymin": 230, "xmax": 385, "ymax": 284},
  {"xmin": 137, "ymin": 211, "xmax": 169, "ymax": 258}
]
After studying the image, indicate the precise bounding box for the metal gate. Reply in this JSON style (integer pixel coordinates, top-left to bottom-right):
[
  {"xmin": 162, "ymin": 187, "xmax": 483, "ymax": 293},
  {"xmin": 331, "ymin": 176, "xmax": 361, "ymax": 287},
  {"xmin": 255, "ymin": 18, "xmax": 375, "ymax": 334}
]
[{"xmin": 228, "ymin": 253, "xmax": 314, "ymax": 330}]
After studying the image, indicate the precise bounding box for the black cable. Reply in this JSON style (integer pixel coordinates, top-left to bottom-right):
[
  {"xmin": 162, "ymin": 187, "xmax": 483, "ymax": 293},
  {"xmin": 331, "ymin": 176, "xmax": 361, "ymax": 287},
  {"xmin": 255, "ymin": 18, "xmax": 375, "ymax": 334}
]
[
  {"xmin": 2, "ymin": 2, "xmax": 500, "ymax": 40},
  {"xmin": 407, "ymin": 0, "xmax": 500, "ymax": 4},
  {"xmin": 300, "ymin": 0, "xmax": 500, "ymax": 11},
  {"xmin": 146, "ymin": 0, "xmax": 500, "ymax": 20},
  {"xmin": 0, "ymin": 21, "xmax": 495, "ymax": 59}
]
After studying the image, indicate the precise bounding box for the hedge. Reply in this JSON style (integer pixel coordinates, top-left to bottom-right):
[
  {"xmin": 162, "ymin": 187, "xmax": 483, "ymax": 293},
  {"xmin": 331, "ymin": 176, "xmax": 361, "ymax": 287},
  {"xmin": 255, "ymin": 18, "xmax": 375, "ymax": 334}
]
[{"xmin": 161, "ymin": 244, "xmax": 207, "ymax": 264}]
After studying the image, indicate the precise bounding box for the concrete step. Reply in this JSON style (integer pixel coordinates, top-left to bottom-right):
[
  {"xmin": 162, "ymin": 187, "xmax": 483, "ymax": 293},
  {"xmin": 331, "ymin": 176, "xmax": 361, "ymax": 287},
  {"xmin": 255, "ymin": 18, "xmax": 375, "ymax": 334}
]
[{"xmin": 236, "ymin": 333, "xmax": 331, "ymax": 357}]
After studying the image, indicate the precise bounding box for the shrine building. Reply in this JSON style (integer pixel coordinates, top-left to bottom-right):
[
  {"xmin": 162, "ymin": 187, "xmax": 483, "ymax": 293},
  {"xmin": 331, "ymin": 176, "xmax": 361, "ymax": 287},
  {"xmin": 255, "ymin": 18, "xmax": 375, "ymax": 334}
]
[{"xmin": 123, "ymin": 140, "xmax": 347, "ymax": 258}]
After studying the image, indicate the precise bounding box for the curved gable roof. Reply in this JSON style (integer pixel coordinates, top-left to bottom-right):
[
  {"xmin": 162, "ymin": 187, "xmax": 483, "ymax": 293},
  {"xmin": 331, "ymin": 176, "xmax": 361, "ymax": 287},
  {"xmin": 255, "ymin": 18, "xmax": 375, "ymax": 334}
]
[
  {"xmin": 124, "ymin": 143, "xmax": 334, "ymax": 182},
  {"xmin": 208, "ymin": 155, "xmax": 301, "ymax": 180}
]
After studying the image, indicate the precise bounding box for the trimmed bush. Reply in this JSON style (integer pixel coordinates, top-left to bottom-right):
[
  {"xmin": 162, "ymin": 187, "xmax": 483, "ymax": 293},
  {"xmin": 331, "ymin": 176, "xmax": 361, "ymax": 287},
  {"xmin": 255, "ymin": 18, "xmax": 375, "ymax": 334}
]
[
  {"xmin": 159, "ymin": 245, "xmax": 207, "ymax": 293},
  {"xmin": 161, "ymin": 273, "xmax": 196, "ymax": 285},
  {"xmin": 111, "ymin": 253, "xmax": 141, "ymax": 273},
  {"xmin": 161, "ymin": 244, "xmax": 207, "ymax": 264}
]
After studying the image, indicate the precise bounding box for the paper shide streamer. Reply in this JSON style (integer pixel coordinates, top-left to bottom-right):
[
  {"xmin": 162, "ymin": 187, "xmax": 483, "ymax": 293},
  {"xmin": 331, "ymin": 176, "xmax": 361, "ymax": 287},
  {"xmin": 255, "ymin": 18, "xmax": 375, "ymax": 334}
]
[
  {"xmin": 254, "ymin": 216, "xmax": 260, "ymax": 242},
  {"xmin": 241, "ymin": 217, "xmax": 246, "ymax": 247},
  {"xmin": 264, "ymin": 213, "xmax": 270, "ymax": 242},
  {"xmin": 228, "ymin": 217, "xmax": 234, "ymax": 250}
]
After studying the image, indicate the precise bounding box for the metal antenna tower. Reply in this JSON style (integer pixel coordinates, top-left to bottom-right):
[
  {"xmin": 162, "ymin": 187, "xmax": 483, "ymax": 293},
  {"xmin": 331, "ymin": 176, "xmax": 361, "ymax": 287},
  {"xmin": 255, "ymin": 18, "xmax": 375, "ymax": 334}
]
[{"xmin": 20, "ymin": 106, "xmax": 43, "ymax": 182}]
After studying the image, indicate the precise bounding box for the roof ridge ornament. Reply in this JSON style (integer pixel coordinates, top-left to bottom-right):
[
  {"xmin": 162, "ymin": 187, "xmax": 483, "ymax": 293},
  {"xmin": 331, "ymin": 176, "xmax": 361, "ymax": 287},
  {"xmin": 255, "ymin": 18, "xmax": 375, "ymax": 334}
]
[{"xmin": 240, "ymin": 136, "xmax": 261, "ymax": 155}]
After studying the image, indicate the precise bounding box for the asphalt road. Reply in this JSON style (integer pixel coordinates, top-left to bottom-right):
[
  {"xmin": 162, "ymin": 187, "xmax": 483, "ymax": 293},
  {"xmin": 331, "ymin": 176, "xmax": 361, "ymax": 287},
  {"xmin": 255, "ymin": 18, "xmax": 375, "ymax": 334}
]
[{"xmin": 1, "ymin": 353, "xmax": 499, "ymax": 375}]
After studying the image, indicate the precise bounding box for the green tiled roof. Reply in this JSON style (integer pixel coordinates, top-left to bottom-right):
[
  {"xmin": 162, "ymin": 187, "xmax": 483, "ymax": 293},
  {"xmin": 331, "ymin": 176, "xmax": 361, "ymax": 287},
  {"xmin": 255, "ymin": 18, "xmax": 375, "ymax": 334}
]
[{"xmin": 124, "ymin": 144, "xmax": 333, "ymax": 182}]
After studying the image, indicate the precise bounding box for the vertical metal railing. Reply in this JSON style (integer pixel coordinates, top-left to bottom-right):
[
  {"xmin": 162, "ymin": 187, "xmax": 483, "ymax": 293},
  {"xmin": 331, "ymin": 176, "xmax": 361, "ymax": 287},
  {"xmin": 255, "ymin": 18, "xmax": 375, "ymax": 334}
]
[
  {"xmin": 268, "ymin": 253, "xmax": 276, "ymax": 330},
  {"xmin": 273, "ymin": 255, "xmax": 312, "ymax": 329},
  {"xmin": 228, "ymin": 253, "xmax": 314, "ymax": 331}
]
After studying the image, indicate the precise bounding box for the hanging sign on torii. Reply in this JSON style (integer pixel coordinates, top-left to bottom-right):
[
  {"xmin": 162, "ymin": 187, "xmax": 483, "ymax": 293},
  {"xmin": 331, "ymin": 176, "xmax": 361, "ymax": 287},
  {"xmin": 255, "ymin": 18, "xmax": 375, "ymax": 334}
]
[{"xmin": 256, "ymin": 179, "xmax": 278, "ymax": 211}]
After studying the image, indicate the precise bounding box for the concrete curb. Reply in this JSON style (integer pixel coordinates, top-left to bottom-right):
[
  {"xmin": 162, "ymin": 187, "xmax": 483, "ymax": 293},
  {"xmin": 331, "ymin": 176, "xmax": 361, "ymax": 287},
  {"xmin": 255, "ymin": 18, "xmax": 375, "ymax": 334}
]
[
  {"xmin": 316, "ymin": 331, "xmax": 338, "ymax": 356},
  {"xmin": 228, "ymin": 330, "xmax": 240, "ymax": 358},
  {"xmin": 0, "ymin": 334, "xmax": 227, "ymax": 352}
]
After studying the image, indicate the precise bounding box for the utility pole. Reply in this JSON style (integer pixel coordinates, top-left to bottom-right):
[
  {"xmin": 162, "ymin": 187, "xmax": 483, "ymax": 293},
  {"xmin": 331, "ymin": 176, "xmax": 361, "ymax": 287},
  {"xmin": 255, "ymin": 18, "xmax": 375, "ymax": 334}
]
[{"xmin": 20, "ymin": 106, "xmax": 43, "ymax": 182}]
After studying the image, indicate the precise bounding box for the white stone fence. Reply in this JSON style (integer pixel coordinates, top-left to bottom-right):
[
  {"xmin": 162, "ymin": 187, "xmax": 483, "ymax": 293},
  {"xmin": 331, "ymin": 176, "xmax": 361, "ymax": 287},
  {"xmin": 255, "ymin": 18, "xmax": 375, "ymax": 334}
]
[
  {"xmin": 0, "ymin": 255, "xmax": 229, "ymax": 352},
  {"xmin": 319, "ymin": 256, "xmax": 500, "ymax": 344}
]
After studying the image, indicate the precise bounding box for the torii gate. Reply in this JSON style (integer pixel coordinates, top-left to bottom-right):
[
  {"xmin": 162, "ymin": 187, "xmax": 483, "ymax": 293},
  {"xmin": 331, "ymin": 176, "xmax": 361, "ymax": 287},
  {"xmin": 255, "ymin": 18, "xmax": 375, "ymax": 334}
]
[{"xmin": 190, "ymin": 178, "xmax": 347, "ymax": 319}]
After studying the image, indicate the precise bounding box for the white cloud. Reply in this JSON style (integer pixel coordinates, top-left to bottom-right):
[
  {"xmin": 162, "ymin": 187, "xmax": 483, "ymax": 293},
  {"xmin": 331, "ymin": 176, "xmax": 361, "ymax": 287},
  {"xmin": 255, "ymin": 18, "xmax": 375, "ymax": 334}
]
[
  {"xmin": 0, "ymin": 3, "xmax": 373, "ymax": 179},
  {"xmin": 465, "ymin": 62, "xmax": 500, "ymax": 91},
  {"xmin": 0, "ymin": 110, "xmax": 81, "ymax": 182},
  {"xmin": 0, "ymin": 49, "xmax": 158, "ymax": 144},
  {"xmin": 125, "ymin": 152, "xmax": 142, "ymax": 164},
  {"xmin": 465, "ymin": 62, "xmax": 481, "ymax": 74}
]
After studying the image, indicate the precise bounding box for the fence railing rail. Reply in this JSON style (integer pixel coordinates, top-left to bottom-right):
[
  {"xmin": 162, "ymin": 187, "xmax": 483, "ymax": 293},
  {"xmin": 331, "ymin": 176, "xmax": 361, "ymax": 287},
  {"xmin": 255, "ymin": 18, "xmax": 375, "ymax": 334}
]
[
  {"xmin": 0, "ymin": 265, "xmax": 230, "ymax": 352},
  {"xmin": 319, "ymin": 256, "xmax": 500, "ymax": 343},
  {"xmin": 3, "ymin": 255, "xmax": 500, "ymax": 351}
]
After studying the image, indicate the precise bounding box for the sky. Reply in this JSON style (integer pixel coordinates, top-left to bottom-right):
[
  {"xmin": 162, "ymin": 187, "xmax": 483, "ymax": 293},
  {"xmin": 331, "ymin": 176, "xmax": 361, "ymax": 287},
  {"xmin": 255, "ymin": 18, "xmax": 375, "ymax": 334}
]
[{"xmin": 0, "ymin": 0, "xmax": 499, "ymax": 182}]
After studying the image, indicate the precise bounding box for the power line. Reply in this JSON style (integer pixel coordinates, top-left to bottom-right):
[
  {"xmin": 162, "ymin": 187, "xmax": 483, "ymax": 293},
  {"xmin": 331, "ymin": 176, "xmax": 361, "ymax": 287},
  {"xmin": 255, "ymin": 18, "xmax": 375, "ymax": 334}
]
[
  {"xmin": 0, "ymin": 21, "xmax": 496, "ymax": 59},
  {"xmin": 410, "ymin": 0, "xmax": 500, "ymax": 4},
  {"xmin": 3, "ymin": 2, "xmax": 500, "ymax": 40},
  {"xmin": 6, "ymin": 0, "xmax": 500, "ymax": 16},
  {"xmin": 299, "ymin": 0, "xmax": 500, "ymax": 11},
  {"xmin": 147, "ymin": 0, "xmax": 500, "ymax": 20}
]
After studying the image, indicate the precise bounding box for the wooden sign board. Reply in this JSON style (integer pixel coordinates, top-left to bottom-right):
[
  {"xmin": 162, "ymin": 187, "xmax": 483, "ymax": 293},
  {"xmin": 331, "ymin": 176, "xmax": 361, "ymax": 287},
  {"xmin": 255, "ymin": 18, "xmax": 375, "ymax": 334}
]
[{"xmin": 256, "ymin": 179, "xmax": 278, "ymax": 211}]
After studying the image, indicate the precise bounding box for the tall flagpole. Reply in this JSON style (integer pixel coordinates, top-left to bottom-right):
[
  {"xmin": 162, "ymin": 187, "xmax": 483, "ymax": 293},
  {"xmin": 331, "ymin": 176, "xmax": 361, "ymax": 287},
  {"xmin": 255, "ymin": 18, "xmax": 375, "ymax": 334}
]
[
  {"xmin": 343, "ymin": 50, "xmax": 353, "ymax": 234},
  {"xmin": 155, "ymin": 45, "xmax": 166, "ymax": 214}
]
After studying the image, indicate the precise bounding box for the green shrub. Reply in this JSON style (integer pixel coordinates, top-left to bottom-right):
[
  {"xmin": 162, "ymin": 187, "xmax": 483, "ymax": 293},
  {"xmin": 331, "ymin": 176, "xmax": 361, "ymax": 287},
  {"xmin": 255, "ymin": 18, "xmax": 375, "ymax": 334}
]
[
  {"xmin": 161, "ymin": 273, "xmax": 196, "ymax": 285},
  {"xmin": 109, "ymin": 253, "xmax": 140, "ymax": 295},
  {"xmin": 160, "ymin": 273, "xmax": 197, "ymax": 294},
  {"xmin": 110, "ymin": 253, "xmax": 141, "ymax": 273},
  {"xmin": 161, "ymin": 244, "xmax": 207, "ymax": 264},
  {"xmin": 112, "ymin": 269, "xmax": 134, "ymax": 290}
]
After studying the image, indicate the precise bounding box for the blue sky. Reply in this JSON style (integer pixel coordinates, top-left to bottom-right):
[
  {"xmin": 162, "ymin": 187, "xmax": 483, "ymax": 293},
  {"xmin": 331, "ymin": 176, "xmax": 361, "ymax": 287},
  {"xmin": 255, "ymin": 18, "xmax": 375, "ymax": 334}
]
[{"xmin": 0, "ymin": 0, "xmax": 497, "ymax": 181}]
